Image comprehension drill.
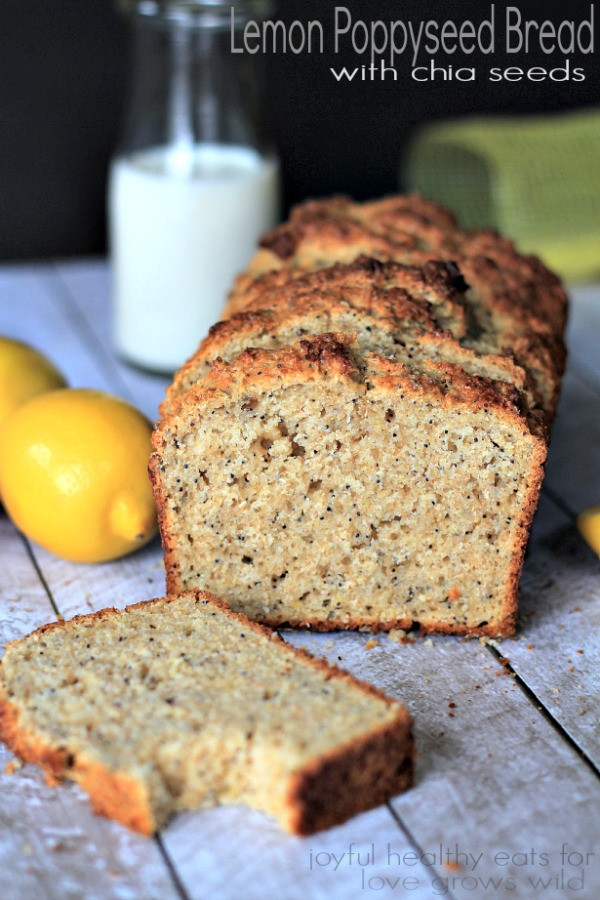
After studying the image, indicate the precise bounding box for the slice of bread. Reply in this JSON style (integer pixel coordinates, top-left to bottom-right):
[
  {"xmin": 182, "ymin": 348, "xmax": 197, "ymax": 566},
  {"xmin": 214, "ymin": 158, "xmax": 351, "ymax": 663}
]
[
  {"xmin": 0, "ymin": 592, "xmax": 413, "ymax": 835},
  {"xmin": 151, "ymin": 334, "xmax": 546, "ymax": 637}
]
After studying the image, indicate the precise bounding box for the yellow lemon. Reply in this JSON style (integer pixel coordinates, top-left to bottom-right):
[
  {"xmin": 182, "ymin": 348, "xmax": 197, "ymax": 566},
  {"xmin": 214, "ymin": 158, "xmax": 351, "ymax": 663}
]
[
  {"xmin": 0, "ymin": 337, "xmax": 66, "ymax": 433},
  {"xmin": 0, "ymin": 388, "xmax": 158, "ymax": 563},
  {"xmin": 577, "ymin": 506, "xmax": 600, "ymax": 556}
]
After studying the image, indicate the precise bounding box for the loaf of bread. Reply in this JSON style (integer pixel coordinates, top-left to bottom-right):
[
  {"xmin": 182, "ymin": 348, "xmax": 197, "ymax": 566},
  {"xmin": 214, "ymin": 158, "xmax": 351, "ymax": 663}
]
[
  {"xmin": 0, "ymin": 592, "xmax": 413, "ymax": 835},
  {"xmin": 151, "ymin": 194, "xmax": 567, "ymax": 636}
]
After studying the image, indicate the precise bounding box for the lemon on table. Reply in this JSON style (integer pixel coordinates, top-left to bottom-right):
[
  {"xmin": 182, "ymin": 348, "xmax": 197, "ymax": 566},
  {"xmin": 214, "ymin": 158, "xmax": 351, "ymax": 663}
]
[
  {"xmin": 0, "ymin": 337, "xmax": 66, "ymax": 432},
  {"xmin": 0, "ymin": 388, "xmax": 158, "ymax": 563}
]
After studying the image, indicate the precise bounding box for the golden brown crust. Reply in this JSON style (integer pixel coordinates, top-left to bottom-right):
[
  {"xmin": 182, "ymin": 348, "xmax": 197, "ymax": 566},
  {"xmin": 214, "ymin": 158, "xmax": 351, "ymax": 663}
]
[
  {"xmin": 160, "ymin": 256, "xmax": 496, "ymax": 418},
  {"xmin": 0, "ymin": 687, "xmax": 157, "ymax": 834},
  {"xmin": 157, "ymin": 334, "xmax": 540, "ymax": 439},
  {"xmin": 150, "ymin": 457, "xmax": 182, "ymax": 607},
  {"xmin": 0, "ymin": 591, "xmax": 413, "ymax": 834},
  {"xmin": 222, "ymin": 194, "xmax": 567, "ymax": 416},
  {"xmin": 217, "ymin": 257, "xmax": 469, "ymax": 341},
  {"xmin": 159, "ymin": 332, "xmax": 362, "ymax": 421},
  {"xmin": 285, "ymin": 714, "xmax": 413, "ymax": 835},
  {"xmin": 71, "ymin": 761, "xmax": 157, "ymax": 835}
]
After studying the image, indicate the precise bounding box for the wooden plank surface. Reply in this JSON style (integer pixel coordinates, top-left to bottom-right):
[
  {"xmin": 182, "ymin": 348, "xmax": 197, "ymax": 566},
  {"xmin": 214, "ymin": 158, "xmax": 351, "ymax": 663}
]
[
  {"xmin": 0, "ymin": 263, "xmax": 599, "ymax": 900},
  {"xmin": 284, "ymin": 626, "xmax": 600, "ymax": 900},
  {"xmin": 162, "ymin": 806, "xmax": 442, "ymax": 900},
  {"xmin": 496, "ymin": 295, "xmax": 600, "ymax": 765}
]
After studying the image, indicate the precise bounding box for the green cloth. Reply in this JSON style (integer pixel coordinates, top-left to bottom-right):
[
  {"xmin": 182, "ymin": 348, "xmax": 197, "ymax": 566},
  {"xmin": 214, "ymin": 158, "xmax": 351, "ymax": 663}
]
[{"xmin": 405, "ymin": 108, "xmax": 600, "ymax": 283}]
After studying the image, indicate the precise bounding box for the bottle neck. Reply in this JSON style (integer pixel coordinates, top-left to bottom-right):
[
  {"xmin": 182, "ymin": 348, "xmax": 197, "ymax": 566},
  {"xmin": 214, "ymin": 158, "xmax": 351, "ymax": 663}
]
[{"xmin": 117, "ymin": 1, "xmax": 272, "ymax": 158}]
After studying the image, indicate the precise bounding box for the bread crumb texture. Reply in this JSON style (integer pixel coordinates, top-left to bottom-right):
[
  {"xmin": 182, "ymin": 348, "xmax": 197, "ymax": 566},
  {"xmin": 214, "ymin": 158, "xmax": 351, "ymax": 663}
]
[
  {"xmin": 0, "ymin": 593, "xmax": 413, "ymax": 835},
  {"xmin": 153, "ymin": 194, "xmax": 567, "ymax": 637}
]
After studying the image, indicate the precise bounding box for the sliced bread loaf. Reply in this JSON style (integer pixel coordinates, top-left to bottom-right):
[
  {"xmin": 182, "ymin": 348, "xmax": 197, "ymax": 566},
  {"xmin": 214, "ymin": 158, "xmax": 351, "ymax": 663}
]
[
  {"xmin": 0, "ymin": 592, "xmax": 413, "ymax": 835},
  {"xmin": 152, "ymin": 194, "xmax": 566, "ymax": 637}
]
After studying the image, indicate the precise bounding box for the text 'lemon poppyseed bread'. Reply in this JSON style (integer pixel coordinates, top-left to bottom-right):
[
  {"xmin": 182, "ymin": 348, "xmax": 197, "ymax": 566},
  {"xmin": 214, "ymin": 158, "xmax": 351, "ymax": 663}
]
[
  {"xmin": 0, "ymin": 593, "xmax": 413, "ymax": 835},
  {"xmin": 151, "ymin": 194, "xmax": 567, "ymax": 637}
]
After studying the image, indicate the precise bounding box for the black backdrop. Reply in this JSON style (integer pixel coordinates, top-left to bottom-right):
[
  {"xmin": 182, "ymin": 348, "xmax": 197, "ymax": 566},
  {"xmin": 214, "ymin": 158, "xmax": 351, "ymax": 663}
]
[{"xmin": 2, "ymin": 0, "xmax": 598, "ymax": 260}]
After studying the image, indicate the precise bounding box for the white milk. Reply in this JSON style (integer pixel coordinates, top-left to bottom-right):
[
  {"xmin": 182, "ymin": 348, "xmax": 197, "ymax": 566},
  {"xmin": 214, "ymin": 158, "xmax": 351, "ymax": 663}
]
[{"xmin": 109, "ymin": 143, "xmax": 279, "ymax": 372}]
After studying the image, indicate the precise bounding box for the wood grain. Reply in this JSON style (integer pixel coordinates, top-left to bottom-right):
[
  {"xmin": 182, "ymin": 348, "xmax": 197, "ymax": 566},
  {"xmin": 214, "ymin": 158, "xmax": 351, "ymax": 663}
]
[{"xmin": 282, "ymin": 628, "xmax": 600, "ymax": 899}]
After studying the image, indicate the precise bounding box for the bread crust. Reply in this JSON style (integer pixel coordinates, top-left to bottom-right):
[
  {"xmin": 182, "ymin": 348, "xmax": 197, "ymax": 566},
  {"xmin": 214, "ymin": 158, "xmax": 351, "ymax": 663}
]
[
  {"xmin": 224, "ymin": 194, "xmax": 567, "ymax": 415},
  {"xmin": 285, "ymin": 722, "xmax": 413, "ymax": 835},
  {"xmin": 161, "ymin": 256, "xmax": 538, "ymax": 419},
  {"xmin": 0, "ymin": 592, "xmax": 413, "ymax": 835},
  {"xmin": 0, "ymin": 683, "xmax": 157, "ymax": 834}
]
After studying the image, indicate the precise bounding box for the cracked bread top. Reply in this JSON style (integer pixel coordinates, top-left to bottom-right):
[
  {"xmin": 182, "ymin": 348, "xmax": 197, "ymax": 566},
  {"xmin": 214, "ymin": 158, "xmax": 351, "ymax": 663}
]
[
  {"xmin": 169, "ymin": 333, "xmax": 538, "ymax": 429},
  {"xmin": 220, "ymin": 194, "xmax": 567, "ymax": 417},
  {"xmin": 161, "ymin": 195, "xmax": 566, "ymax": 431}
]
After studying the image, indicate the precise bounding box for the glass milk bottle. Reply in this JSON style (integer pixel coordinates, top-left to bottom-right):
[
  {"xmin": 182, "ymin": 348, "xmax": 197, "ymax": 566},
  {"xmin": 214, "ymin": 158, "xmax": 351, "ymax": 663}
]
[{"xmin": 109, "ymin": 0, "xmax": 280, "ymax": 373}]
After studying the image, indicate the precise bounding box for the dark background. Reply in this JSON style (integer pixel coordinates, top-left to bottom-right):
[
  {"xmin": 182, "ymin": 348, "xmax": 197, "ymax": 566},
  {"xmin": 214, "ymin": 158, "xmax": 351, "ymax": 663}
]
[{"xmin": 2, "ymin": 0, "xmax": 598, "ymax": 260}]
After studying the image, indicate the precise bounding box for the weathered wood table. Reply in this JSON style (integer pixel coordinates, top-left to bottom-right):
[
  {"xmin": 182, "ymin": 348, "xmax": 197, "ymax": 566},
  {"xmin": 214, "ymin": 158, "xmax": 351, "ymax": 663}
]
[{"xmin": 0, "ymin": 261, "xmax": 598, "ymax": 900}]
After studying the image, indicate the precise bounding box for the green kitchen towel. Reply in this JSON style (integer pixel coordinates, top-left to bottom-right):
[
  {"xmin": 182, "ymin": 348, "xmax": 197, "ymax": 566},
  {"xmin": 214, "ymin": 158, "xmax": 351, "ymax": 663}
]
[{"xmin": 405, "ymin": 107, "xmax": 600, "ymax": 283}]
